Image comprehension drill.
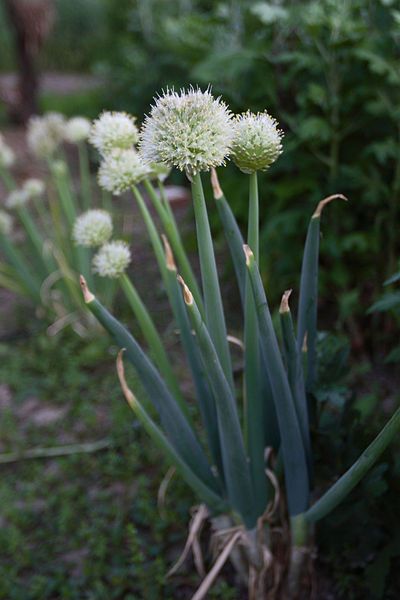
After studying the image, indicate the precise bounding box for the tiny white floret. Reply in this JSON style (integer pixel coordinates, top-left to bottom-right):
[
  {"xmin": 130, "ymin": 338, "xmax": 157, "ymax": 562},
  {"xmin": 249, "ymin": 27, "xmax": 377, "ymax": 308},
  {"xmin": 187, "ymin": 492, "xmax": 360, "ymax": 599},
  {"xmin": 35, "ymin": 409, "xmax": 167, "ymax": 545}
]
[
  {"xmin": 27, "ymin": 112, "xmax": 66, "ymax": 158},
  {"xmin": 23, "ymin": 178, "xmax": 46, "ymax": 197},
  {"xmin": 92, "ymin": 240, "xmax": 131, "ymax": 278}
]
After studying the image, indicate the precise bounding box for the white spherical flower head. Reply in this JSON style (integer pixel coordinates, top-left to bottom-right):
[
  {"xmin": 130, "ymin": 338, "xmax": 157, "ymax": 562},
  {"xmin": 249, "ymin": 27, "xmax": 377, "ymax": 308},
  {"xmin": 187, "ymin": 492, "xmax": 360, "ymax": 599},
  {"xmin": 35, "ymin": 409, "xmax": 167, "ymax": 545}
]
[
  {"xmin": 23, "ymin": 178, "xmax": 46, "ymax": 197},
  {"xmin": 64, "ymin": 117, "xmax": 91, "ymax": 143},
  {"xmin": 89, "ymin": 112, "xmax": 139, "ymax": 155},
  {"xmin": 0, "ymin": 140, "xmax": 15, "ymax": 168},
  {"xmin": 98, "ymin": 148, "xmax": 151, "ymax": 195},
  {"xmin": 5, "ymin": 189, "xmax": 31, "ymax": 209},
  {"xmin": 231, "ymin": 111, "xmax": 283, "ymax": 174},
  {"xmin": 139, "ymin": 87, "xmax": 234, "ymax": 179},
  {"xmin": 0, "ymin": 210, "xmax": 13, "ymax": 236},
  {"xmin": 27, "ymin": 112, "xmax": 66, "ymax": 158},
  {"xmin": 73, "ymin": 209, "xmax": 113, "ymax": 248},
  {"xmin": 92, "ymin": 240, "xmax": 131, "ymax": 279}
]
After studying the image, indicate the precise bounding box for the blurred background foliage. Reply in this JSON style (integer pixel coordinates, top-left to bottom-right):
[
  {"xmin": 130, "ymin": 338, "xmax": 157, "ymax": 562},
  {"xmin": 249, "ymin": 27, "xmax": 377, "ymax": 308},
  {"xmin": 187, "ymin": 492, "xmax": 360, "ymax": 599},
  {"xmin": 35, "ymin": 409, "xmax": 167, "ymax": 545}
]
[{"xmin": 1, "ymin": 0, "xmax": 399, "ymax": 353}]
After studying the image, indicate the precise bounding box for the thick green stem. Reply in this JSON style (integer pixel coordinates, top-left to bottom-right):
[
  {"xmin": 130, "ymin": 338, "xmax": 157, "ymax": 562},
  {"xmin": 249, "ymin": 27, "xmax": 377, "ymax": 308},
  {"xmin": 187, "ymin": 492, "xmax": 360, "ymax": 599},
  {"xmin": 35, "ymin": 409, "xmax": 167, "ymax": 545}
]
[
  {"xmin": 244, "ymin": 172, "xmax": 267, "ymax": 516},
  {"xmin": 191, "ymin": 172, "xmax": 233, "ymax": 389},
  {"xmin": 78, "ymin": 142, "xmax": 92, "ymax": 211},
  {"xmin": 305, "ymin": 406, "xmax": 400, "ymax": 523},
  {"xmin": 144, "ymin": 179, "xmax": 204, "ymax": 315}
]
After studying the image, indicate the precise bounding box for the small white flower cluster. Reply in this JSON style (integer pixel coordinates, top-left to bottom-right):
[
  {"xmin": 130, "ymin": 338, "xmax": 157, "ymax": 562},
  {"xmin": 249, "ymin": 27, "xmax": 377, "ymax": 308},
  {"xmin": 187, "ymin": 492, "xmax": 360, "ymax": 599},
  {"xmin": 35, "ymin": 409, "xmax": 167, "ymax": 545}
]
[
  {"xmin": 27, "ymin": 112, "xmax": 66, "ymax": 159},
  {"xmin": 0, "ymin": 209, "xmax": 13, "ymax": 236},
  {"xmin": 139, "ymin": 87, "xmax": 234, "ymax": 180},
  {"xmin": 231, "ymin": 111, "xmax": 283, "ymax": 174},
  {"xmin": 73, "ymin": 210, "xmax": 113, "ymax": 248},
  {"xmin": 64, "ymin": 117, "xmax": 91, "ymax": 144},
  {"xmin": 0, "ymin": 134, "xmax": 15, "ymax": 168},
  {"xmin": 92, "ymin": 240, "xmax": 131, "ymax": 278},
  {"xmin": 89, "ymin": 112, "xmax": 139, "ymax": 155},
  {"xmin": 98, "ymin": 148, "xmax": 151, "ymax": 195},
  {"xmin": 5, "ymin": 178, "xmax": 46, "ymax": 209}
]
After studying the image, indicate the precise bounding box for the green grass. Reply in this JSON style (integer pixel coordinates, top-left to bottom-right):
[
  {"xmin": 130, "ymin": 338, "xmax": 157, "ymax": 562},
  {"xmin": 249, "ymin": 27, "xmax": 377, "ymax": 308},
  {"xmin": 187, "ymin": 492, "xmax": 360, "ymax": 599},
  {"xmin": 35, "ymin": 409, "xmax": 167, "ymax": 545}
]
[{"xmin": 0, "ymin": 332, "xmax": 239, "ymax": 599}]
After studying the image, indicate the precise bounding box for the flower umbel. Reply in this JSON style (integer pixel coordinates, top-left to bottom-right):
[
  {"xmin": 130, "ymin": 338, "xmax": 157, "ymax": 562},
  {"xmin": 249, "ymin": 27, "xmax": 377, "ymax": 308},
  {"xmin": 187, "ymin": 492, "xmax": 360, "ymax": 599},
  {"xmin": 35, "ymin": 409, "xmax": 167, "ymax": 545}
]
[
  {"xmin": 98, "ymin": 148, "xmax": 151, "ymax": 195},
  {"xmin": 23, "ymin": 178, "xmax": 46, "ymax": 198},
  {"xmin": 73, "ymin": 210, "xmax": 113, "ymax": 248},
  {"xmin": 5, "ymin": 189, "xmax": 31, "ymax": 209},
  {"xmin": 0, "ymin": 135, "xmax": 15, "ymax": 168},
  {"xmin": 89, "ymin": 112, "xmax": 139, "ymax": 155},
  {"xmin": 0, "ymin": 210, "xmax": 13, "ymax": 235},
  {"xmin": 231, "ymin": 111, "xmax": 283, "ymax": 174},
  {"xmin": 27, "ymin": 112, "xmax": 66, "ymax": 158},
  {"xmin": 64, "ymin": 117, "xmax": 91, "ymax": 143},
  {"xmin": 139, "ymin": 87, "xmax": 234, "ymax": 179},
  {"xmin": 92, "ymin": 240, "xmax": 131, "ymax": 278}
]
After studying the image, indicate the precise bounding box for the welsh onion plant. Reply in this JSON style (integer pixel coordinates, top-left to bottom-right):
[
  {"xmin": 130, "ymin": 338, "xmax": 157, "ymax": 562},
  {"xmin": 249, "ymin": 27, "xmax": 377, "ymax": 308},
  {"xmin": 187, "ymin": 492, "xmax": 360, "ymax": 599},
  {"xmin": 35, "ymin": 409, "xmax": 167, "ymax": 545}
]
[
  {"xmin": 0, "ymin": 114, "xmax": 118, "ymax": 334},
  {"xmin": 79, "ymin": 88, "xmax": 400, "ymax": 598}
]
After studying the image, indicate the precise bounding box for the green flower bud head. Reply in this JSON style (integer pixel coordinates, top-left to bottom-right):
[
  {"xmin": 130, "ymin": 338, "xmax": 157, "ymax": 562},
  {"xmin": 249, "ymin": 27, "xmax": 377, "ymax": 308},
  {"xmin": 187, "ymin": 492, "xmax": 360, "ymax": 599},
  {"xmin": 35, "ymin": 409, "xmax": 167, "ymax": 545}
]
[
  {"xmin": 98, "ymin": 148, "xmax": 151, "ymax": 195},
  {"xmin": 73, "ymin": 210, "xmax": 113, "ymax": 248},
  {"xmin": 89, "ymin": 112, "xmax": 139, "ymax": 155},
  {"xmin": 92, "ymin": 240, "xmax": 131, "ymax": 278},
  {"xmin": 0, "ymin": 210, "xmax": 12, "ymax": 235},
  {"xmin": 139, "ymin": 87, "xmax": 234, "ymax": 180},
  {"xmin": 231, "ymin": 111, "xmax": 283, "ymax": 174}
]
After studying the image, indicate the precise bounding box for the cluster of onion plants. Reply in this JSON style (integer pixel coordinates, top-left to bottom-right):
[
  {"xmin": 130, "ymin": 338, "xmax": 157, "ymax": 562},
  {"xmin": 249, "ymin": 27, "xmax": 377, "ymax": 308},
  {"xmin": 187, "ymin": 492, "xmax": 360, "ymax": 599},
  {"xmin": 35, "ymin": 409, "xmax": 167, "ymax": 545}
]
[
  {"xmin": 77, "ymin": 89, "xmax": 400, "ymax": 598},
  {"xmin": 0, "ymin": 115, "xmax": 118, "ymax": 335}
]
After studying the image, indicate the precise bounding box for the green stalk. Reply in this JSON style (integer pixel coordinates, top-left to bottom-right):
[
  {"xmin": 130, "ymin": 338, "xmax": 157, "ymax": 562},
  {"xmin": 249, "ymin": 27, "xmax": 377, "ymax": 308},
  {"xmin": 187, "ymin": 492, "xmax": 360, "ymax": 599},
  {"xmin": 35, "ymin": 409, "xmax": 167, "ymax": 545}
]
[
  {"xmin": 0, "ymin": 165, "xmax": 16, "ymax": 191},
  {"xmin": 81, "ymin": 277, "xmax": 219, "ymax": 494},
  {"xmin": 191, "ymin": 172, "xmax": 233, "ymax": 389},
  {"xmin": 119, "ymin": 273, "xmax": 186, "ymax": 416},
  {"xmin": 280, "ymin": 291, "xmax": 312, "ymax": 483},
  {"xmin": 245, "ymin": 246, "xmax": 309, "ymax": 516},
  {"xmin": 144, "ymin": 179, "xmax": 204, "ymax": 314},
  {"xmin": 244, "ymin": 172, "xmax": 268, "ymax": 516},
  {"xmin": 180, "ymin": 277, "xmax": 257, "ymax": 529},
  {"xmin": 78, "ymin": 142, "xmax": 92, "ymax": 211},
  {"xmin": 117, "ymin": 351, "xmax": 227, "ymax": 513},
  {"xmin": 305, "ymin": 406, "xmax": 400, "ymax": 523},
  {"xmin": 17, "ymin": 206, "xmax": 55, "ymax": 276},
  {"xmin": 0, "ymin": 235, "xmax": 41, "ymax": 300},
  {"xmin": 164, "ymin": 249, "xmax": 224, "ymax": 482}
]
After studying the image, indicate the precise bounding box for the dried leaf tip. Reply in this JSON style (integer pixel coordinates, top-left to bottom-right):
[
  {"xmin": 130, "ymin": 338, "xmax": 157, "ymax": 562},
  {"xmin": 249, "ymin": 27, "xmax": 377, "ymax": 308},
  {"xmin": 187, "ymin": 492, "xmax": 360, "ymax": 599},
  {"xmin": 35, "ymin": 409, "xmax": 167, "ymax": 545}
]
[
  {"xmin": 161, "ymin": 234, "xmax": 176, "ymax": 271},
  {"xmin": 243, "ymin": 244, "xmax": 254, "ymax": 266},
  {"xmin": 116, "ymin": 349, "xmax": 137, "ymax": 411},
  {"xmin": 177, "ymin": 275, "xmax": 194, "ymax": 305},
  {"xmin": 79, "ymin": 275, "xmax": 95, "ymax": 303},
  {"xmin": 313, "ymin": 193, "xmax": 348, "ymax": 218},
  {"xmin": 210, "ymin": 168, "xmax": 223, "ymax": 199},
  {"xmin": 279, "ymin": 289, "xmax": 292, "ymax": 314}
]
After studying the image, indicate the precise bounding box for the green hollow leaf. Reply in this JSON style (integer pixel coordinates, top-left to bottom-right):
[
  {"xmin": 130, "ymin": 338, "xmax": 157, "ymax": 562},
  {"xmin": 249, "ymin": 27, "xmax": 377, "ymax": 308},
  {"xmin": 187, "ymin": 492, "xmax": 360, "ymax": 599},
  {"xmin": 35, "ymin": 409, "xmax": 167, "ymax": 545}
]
[
  {"xmin": 117, "ymin": 352, "xmax": 227, "ymax": 514},
  {"xmin": 82, "ymin": 281, "xmax": 220, "ymax": 495},
  {"xmin": 164, "ymin": 261, "xmax": 224, "ymax": 484},
  {"xmin": 180, "ymin": 278, "xmax": 257, "ymax": 529},
  {"xmin": 280, "ymin": 293, "xmax": 312, "ymax": 484},
  {"xmin": 305, "ymin": 405, "xmax": 400, "ymax": 523},
  {"xmin": 297, "ymin": 195, "xmax": 347, "ymax": 392},
  {"xmin": 245, "ymin": 246, "xmax": 309, "ymax": 516},
  {"xmin": 191, "ymin": 173, "xmax": 234, "ymax": 391}
]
